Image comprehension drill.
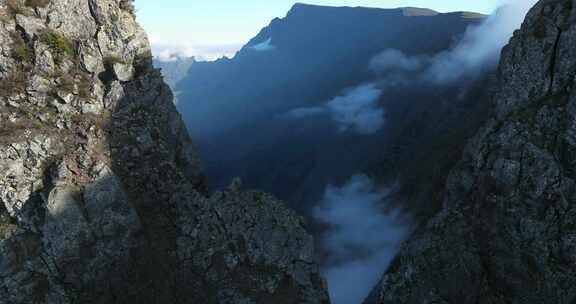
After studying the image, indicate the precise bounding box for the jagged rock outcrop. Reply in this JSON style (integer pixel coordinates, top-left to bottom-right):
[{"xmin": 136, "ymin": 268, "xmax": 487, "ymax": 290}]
[
  {"xmin": 0, "ymin": 0, "xmax": 328, "ymax": 303},
  {"xmin": 366, "ymin": 0, "xmax": 576, "ymax": 303}
]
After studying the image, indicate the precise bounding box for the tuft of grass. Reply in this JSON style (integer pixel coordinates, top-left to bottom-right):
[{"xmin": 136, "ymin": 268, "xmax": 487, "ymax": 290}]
[
  {"xmin": 55, "ymin": 72, "xmax": 75, "ymax": 93},
  {"xmin": 52, "ymin": 69, "xmax": 93, "ymax": 98},
  {"xmin": 0, "ymin": 68, "xmax": 28, "ymax": 96},
  {"xmin": 24, "ymin": 0, "xmax": 50, "ymax": 8},
  {"xmin": 119, "ymin": 0, "xmax": 136, "ymax": 16},
  {"xmin": 40, "ymin": 30, "xmax": 74, "ymax": 59},
  {"xmin": 77, "ymin": 73, "xmax": 92, "ymax": 98},
  {"xmin": 6, "ymin": 0, "xmax": 28, "ymax": 17},
  {"xmin": 10, "ymin": 32, "xmax": 29, "ymax": 62}
]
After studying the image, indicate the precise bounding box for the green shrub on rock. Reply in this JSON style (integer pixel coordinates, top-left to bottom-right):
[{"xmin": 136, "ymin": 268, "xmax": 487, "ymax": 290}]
[
  {"xmin": 40, "ymin": 30, "xmax": 74, "ymax": 58},
  {"xmin": 10, "ymin": 32, "xmax": 29, "ymax": 62}
]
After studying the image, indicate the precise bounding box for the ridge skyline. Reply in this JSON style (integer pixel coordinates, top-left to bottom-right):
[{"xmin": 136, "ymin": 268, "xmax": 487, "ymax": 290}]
[{"xmin": 136, "ymin": 0, "xmax": 501, "ymax": 60}]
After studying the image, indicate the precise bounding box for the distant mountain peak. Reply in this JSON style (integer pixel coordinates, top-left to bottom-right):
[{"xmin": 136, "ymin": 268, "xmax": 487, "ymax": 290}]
[
  {"xmin": 459, "ymin": 11, "xmax": 488, "ymax": 19},
  {"xmin": 290, "ymin": 2, "xmax": 318, "ymax": 10},
  {"xmin": 400, "ymin": 7, "xmax": 439, "ymax": 16},
  {"xmin": 287, "ymin": 2, "xmax": 331, "ymax": 15}
]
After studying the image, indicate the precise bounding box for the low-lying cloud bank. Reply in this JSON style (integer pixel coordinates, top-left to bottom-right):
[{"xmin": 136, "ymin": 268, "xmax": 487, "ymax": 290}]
[
  {"xmin": 313, "ymin": 175, "xmax": 410, "ymax": 304},
  {"xmin": 425, "ymin": 0, "xmax": 539, "ymax": 83},
  {"xmin": 370, "ymin": 0, "xmax": 539, "ymax": 84},
  {"xmin": 151, "ymin": 42, "xmax": 242, "ymax": 62}
]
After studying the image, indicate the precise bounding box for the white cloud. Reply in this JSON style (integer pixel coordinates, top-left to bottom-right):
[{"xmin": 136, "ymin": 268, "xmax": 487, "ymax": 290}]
[
  {"xmin": 370, "ymin": 49, "xmax": 427, "ymax": 73},
  {"xmin": 249, "ymin": 38, "xmax": 276, "ymax": 51},
  {"xmin": 327, "ymin": 84, "xmax": 384, "ymax": 134},
  {"xmin": 314, "ymin": 175, "xmax": 410, "ymax": 304},
  {"xmin": 364, "ymin": 0, "xmax": 538, "ymax": 85},
  {"xmin": 285, "ymin": 84, "xmax": 384, "ymax": 135},
  {"xmin": 150, "ymin": 39, "xmax": 243, "ymax": 62},
  {"xmin": 424, "ymin": 0, "xmax": 539, "ymax": 84}
]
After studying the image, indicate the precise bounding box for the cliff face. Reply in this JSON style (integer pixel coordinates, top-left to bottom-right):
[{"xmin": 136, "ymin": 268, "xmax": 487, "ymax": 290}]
[
  {"xmin": 366, "ymin": 0, "xmax": 576, "ymax": 302},
  {"xmin": 0, "ymin": 1, "xmax": 328, "ymax": 303}
]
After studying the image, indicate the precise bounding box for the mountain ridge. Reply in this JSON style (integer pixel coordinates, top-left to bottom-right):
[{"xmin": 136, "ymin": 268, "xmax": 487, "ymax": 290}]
[{"xmin": 286, "ymin": 3, "xmax": 487, "ymax": 18}]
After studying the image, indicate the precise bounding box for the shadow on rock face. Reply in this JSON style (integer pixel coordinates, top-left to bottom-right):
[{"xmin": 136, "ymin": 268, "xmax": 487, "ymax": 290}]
[
  {"xmin": 0, "ymin": 160, "xmax": 154, "ymax": 303},
  {"xmin": 1, "ymin": 13, "xmax": 328, "ymax": 304}
]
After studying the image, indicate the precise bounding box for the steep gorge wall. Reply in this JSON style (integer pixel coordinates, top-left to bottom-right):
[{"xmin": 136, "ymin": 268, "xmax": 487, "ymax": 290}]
[
  {"xmin": 0, "ymin": 0, "xmax": 328, "ymax": 303},
  {"xmin": 366, "ymin": 0, "xmax": 576, "ymax": 302}
]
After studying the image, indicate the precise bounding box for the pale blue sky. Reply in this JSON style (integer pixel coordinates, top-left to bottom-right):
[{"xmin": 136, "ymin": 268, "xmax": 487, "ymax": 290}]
[{"xmin": 135, "ymin": 0, "xmax": 502, "ymax": 60}]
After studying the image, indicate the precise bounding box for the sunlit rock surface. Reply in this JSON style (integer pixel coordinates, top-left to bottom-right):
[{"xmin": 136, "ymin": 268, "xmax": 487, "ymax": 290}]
[{"xmin": 0, "ymin": 0, "xmax": 328, "ymax": 303}]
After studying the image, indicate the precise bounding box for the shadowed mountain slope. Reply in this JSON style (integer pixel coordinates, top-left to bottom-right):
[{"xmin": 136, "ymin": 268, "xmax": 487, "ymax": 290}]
[
  {"xmin": 366, "ymin": 0, "xmax": 576, "ymax": 302},
  {"xmin": 174, "ymin": 4, "xmax": 487, "ymax": 217}
]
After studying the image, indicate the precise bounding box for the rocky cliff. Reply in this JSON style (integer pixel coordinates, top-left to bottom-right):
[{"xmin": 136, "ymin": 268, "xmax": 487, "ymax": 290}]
[
  {"xmin": 366, "ymin": 0, "xmax": 576, "ymax": 302},
  {"xmin": 0, "ymin": 0, "xmax": 328, "ymax": 303}
]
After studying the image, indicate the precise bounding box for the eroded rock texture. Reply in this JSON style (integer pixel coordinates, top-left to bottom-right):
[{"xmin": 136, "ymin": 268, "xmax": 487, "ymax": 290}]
[
  {"xmin": 0, "ymin": 0, "xmax": 328, "ymax": 303},
  {"xmin": 366, "ymin": 0, "xmax": 576, "ymax": 303}
]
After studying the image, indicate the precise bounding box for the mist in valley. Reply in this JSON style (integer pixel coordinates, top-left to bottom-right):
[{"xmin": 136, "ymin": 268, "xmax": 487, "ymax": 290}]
[
  {"xmin": 313, "ymin": 175, "xmax": 410, "ymax": 304},
  {"xmin": 155, "ymin": 1, "xmax": 538, "ymax": 302}
]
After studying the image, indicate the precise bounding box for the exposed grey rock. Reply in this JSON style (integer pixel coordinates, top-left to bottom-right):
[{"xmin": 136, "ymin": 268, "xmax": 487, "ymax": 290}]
[
  {"xmin": 0, "ymin": 0, "xmax": 328, "ymax": 303},
  {"xmin": 112, "ymin": 61, "xmax": 133, "ymax": 81},
  {"xmin": 15, "ymin": 14, "xmax": 44, "ymax": 38},
  {"xmin": 366, "ymin": 1, "xmax": 576, "ymax": 303}
]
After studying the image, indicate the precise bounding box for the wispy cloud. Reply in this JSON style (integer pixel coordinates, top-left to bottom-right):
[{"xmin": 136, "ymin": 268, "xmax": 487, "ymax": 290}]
[
  {"xmin": 285, "ymin": 84, "xmax": 384, "ymax": 135},
  {"xmin": 249, "ymin": 38, "xmax": 276, "ymax": 51},
  {"xmin": 370, "ymin": 49, "xmax": 427, "ymax": 74},
  {"xmin": 367, "ymin": 0, "xmax": 538, "ymax": 85},
  {"xmin": 327, "ymin": 84, "xmax": 384, "ymax": 134},
  {"xmin": 424, "ymin": 0, "xmax": 538, "ymax": 83}
]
